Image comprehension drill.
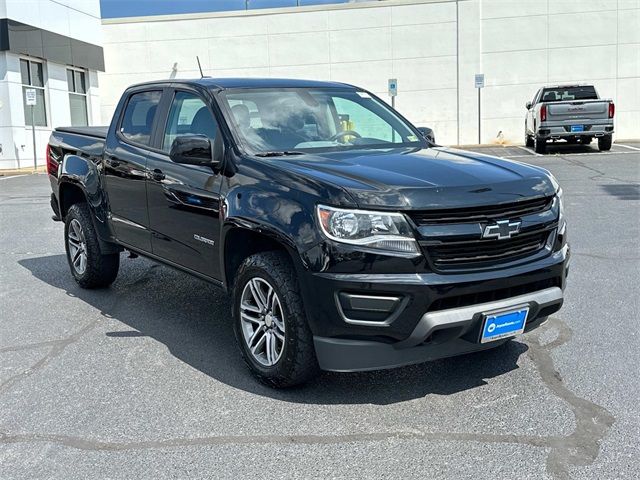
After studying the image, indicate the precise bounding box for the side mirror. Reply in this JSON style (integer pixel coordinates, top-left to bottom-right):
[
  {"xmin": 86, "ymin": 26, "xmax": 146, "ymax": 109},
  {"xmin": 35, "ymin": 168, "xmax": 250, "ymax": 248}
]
[
  {"xmin": 169, "ymin": 134, "xmax": 222, "ymax": 169},
  {"xmin": 416, "ymin": 127, "xmax": 435, "ymax": 144},
  {"xmin": 526, "ymin": 101, "xmax": 532, "ymax": 110}
]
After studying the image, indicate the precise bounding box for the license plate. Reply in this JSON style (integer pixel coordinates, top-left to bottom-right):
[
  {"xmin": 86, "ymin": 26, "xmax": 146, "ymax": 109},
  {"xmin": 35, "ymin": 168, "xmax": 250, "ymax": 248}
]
[
  {"xmin": 571, "ymin": 125, "xmax": 584, "ymax": 132},
  {"xmin": 480, "ymin": 306, "xmax": 529, "ymax": 343}
]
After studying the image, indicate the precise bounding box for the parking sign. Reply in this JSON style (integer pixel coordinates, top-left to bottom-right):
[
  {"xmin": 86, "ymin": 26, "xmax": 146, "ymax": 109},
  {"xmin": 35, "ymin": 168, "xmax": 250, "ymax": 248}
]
[
  {"xmin": 474, "ymin": 74, "xmax": 485, "ymax": 89},
  {"xmin": 388, "ymin": 78, "xmax": 398, "ymax": 97},
  {"xmin": 25, "ymin": 88, "xmax": 37, "ymax": 106}
]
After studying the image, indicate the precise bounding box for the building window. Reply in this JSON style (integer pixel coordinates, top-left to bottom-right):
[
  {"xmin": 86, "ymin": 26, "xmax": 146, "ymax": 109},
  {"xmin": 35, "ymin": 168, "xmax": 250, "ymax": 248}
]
[
  {"xmin": 20, "ymin": 59, "xmax": 47, "ymax": 127},
  {"xmin": 67, "ymin": 69, "xmax": 88, "ymax": 126}
]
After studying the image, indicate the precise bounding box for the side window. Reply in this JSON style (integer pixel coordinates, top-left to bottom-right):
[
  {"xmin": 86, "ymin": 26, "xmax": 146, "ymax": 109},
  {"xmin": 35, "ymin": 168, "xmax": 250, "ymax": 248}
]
[
  {"xmin": 333, "ymin": 97, "xmax": 400, "ymax": 142},
  {"xmin": 163, "ymin": 91, "xmax": 217, "ymax": 152},
  {"xmin": 120, "ymin": 90, "xmax": 162, "ymax": 146}
]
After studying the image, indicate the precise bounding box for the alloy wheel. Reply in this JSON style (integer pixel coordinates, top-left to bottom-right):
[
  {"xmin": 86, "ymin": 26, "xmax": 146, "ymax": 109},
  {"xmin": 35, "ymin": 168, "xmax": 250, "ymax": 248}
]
[
  {"xmin": 239, "ymin": 277, "xmax": 286, "ymax": 367},
  {"xmin": 67, "ymin": 218, "xmax": 88, "ymax": 275}
]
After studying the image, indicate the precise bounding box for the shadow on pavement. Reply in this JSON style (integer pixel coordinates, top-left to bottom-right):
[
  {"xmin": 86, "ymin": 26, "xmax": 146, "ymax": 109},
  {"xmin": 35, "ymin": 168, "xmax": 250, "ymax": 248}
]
[
  {"xmin": 541, "ymin": 142, "xmax": 602, "ymax": 155},
  {"xmin": 19, "ymin": 254, "xmax": 527, "ymax": 405},
  {"xmin": 600, "ymin": 183, "xmax": 640, "ymax": 200}
]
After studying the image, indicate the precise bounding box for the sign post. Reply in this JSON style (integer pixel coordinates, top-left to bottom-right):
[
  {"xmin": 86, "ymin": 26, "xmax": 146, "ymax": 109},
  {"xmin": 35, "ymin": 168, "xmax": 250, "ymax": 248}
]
[
  {"xmin": 388, "ymin": 79, "xmax": 398, "ymax": 141},
  {"xmin": 388, "ymin": 78, "xmax": 398, "ymax": 108},
  {"xmin": 25, "ymin": 88, "xmax": 38, "ymax": 170},
  {"xmin": 474, "ymin": 74, "xmax": 484, "ymax": 145}
]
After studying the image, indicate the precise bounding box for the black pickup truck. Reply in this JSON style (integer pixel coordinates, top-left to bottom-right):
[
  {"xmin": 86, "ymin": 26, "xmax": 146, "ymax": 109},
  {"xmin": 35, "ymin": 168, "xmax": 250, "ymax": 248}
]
[{"xmin": 47, "ymin": 78, "xmax": 569, "ymax": 387}]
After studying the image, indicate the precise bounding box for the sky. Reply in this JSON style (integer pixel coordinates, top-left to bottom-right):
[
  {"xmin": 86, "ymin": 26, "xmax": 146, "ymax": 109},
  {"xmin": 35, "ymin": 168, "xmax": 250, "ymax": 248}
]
[{"xmin": 99, "ymin": 0, "xmax": 352, "ymax": 18}]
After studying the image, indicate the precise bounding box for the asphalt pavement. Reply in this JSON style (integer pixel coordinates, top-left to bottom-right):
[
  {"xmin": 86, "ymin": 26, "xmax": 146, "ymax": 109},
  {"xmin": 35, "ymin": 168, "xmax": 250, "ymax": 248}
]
[{"xmin": 0, "ymin": 145, "xmax": 639, "ymax": 479}]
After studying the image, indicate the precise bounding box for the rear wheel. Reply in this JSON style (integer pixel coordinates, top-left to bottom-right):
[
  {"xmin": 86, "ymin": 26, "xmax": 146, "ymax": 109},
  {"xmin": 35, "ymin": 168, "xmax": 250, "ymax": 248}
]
[
  {"xmin": 534, "ymin": 136, "xmax": 546, "ymax": 154},
  {"xmin": 233, "ymin": 251, "xmax": 319, "ymax": 388},
  {"xmin": 598, "ymin": 135, "xmax": 612, "ymax": 151},
  {"xmin": 65, "ymin": 203, "xmax": 119, "ymax": 288},
  {"xmin": 525, "ymin": 131, "xmax": 534, "ymax": 148}
]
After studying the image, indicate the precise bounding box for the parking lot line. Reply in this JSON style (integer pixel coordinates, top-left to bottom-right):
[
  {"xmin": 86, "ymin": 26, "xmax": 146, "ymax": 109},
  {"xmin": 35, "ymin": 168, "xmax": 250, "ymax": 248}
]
[
  {"xmin": 0, "ymin": 174, "xmax": 27, "ymax": 180},
  {"xmin": 515, "ymin": 146, "xmax": 541, "ymax": 156},
  {"xmin": 616, "ymin": 144, "xmax": 640, "ymax": 152}
]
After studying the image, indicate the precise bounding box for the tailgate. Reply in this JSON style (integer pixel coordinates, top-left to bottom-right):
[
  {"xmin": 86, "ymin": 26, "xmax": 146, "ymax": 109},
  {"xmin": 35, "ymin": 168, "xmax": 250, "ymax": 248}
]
[{"xmin": 546, "ymin": 100, "xmax": 609, "ymax": 122}]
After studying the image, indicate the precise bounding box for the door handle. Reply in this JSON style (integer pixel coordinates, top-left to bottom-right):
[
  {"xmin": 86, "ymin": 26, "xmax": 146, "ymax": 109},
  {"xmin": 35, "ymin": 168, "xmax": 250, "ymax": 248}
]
[{"xmin": 151, "ymin": 169, "xmax": 165, "ymax": 181}]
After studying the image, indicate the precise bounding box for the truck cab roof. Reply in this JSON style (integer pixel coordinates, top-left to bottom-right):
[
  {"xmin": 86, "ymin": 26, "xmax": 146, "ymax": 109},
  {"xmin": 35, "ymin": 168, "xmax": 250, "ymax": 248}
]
[{"xmin": 128, "ymin": 77, "xmax": 357, "ymax": 91}]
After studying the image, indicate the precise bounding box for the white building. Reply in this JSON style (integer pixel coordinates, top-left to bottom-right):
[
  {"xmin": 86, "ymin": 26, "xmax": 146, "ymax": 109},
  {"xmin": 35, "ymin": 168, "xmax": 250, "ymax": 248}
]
[
  {"xmin": 100, "ymin": 0, "xmax": 640, "ymax": 146},
  {"xmin": 0, "ymin": 0, "xmax": 103, "ymax": 170}
]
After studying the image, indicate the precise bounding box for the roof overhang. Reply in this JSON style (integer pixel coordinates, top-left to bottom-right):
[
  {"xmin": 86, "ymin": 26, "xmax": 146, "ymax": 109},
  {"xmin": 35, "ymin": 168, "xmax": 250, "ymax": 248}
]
[{"xmin": 0, "ymin": 19, "xmax": 105, "ymax": 71}]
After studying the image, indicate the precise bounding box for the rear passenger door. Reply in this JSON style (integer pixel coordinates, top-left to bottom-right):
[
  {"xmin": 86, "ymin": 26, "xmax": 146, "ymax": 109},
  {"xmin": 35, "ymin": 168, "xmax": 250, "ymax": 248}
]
[
  {"xmin": 104, "ymin": 88, "xmax": 163, "ymax": 252},
  {"xmin": 145, "ymin": 87, "xmax": 224, "ymax": 280}
]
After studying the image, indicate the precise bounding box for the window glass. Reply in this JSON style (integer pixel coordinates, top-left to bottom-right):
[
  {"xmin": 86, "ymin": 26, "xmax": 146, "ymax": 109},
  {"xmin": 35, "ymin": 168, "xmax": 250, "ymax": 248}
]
[
  {"xmin": 69, "ymin": 93, "xmax": 88, "ymax": 126},
  {"xmin": 23, "ymin": 87, "xmax": 47, "ymax": 126},
  {"xmin": 30, "ymin": 62, "xmax": 44, "ymax": 87},
  {"xmin": 66, "ymin": 69, "xmax": 74, "ymax": 91},
  {"xmin": 541, "ymin": 86, "xmax": 598, "ymax": 102},
  {"xmin": 21, "ymin": 59, "xmax": 47, "ymax": 126},
  {"xmin": 120, "ymin": 90, "xmax": 162, "ymax": 146},
  {"xmin": 74, "ymin": 71, "xmax": 86, "ymax": 93},
  {"xmin": 333, "ymin": 97, "xmax": 400, "ymax": 143},
  {"xmin": 20, "ymin": 59, "xmax": 30, "ymax": 85},
  {"xmin": 162, "ymin": 91, "xmax": 217, "ymax": 152},
  {"xmin": 219, "ymin": 88, "xmax": 418, "ymax": 154}
]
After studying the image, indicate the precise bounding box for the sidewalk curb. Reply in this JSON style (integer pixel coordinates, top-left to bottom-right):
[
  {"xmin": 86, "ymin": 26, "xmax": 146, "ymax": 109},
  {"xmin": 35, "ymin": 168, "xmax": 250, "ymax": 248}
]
[{"xmin": 0, "ymin": 166, "xmax": 47, "ymax": 177}]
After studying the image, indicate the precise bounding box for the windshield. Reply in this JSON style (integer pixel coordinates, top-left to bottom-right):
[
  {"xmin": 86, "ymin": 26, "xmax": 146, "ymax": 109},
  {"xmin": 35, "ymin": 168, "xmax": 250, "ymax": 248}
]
[
  {"xmin": 540, "ymin": 86, "xmax": 598, "ymax": 102},
  {"xmin": 218, "ymin": 88, "xmax": 421, "ymax": 154}
]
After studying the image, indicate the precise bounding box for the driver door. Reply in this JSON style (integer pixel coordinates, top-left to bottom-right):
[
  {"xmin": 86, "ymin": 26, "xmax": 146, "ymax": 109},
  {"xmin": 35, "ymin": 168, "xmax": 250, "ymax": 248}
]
[{"xmin": 145, "ymin": 88, "xmax": 223, "ymax": 280}]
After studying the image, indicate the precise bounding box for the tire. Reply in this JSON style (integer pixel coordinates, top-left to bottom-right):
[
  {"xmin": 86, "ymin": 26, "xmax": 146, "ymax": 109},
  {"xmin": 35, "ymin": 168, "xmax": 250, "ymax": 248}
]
[
  {"xmin": 525, "ymin": 131, "xmax": 534, "ymax": 148},
  {"xmin": 534, "ymin": 136, "xmax": 546, "ymax": 154},
  {"xmin": 233, "ymin": 251, "xmax": 319, "ymax": 388},
  {"xmin": 580, "ymin": 136, "xmax": 592, "ymax": 145},
  {"xmin": 64, "ymin": 203, "xmax": 119, "ymax": 288},
  {"xmin": 598, "ymin": 135, "xmax": 612, "ymax": 151}
]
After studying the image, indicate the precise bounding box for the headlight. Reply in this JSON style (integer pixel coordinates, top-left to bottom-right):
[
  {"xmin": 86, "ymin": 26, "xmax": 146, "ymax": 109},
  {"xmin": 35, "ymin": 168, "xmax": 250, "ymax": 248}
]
[{"xmin": 317, "ymin": 205, "xmax": 420, "ymax": 257}]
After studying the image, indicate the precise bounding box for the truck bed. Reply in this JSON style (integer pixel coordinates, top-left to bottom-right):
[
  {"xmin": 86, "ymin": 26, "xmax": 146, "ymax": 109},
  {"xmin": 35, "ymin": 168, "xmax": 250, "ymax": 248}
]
[{"xmin": 55, "ymin": 126, "xmax": 108, "ymax": 140}]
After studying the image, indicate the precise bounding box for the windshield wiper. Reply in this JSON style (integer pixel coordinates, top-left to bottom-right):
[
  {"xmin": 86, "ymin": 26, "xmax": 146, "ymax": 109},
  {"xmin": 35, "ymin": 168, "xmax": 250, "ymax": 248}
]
[{"xmin": 255, "ymin": 151, "xmax": 305, "ymax": 157}]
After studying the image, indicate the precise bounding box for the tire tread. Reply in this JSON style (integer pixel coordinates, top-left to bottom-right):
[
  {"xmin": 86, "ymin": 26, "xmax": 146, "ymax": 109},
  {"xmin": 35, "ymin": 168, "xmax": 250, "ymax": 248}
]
[
  {"xmin": 65, "ymin": 203, "xmax": 119, "ymax": 289},
  {"xmin": 233, "ymin": 251, "xmax": 319, "ymax": 388}
]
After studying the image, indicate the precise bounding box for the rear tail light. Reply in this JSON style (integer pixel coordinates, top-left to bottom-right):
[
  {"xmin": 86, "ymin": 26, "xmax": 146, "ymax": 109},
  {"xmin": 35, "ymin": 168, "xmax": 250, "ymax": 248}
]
[
  {"xmin": 608, "ymin": 102, "xmax": 615, "ymax": 118},
  {"xmin": 46, "ymin": 144, "xmax": 58, "ymax": 176},
  {"xmin": 540, "ymin": 104, "xmax": 547, "ymax": 122}
]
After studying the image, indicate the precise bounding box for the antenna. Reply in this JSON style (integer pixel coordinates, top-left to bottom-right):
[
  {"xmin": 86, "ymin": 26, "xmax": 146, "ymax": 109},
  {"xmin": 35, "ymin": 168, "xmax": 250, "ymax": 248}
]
[{"xmin": 196, "ymin": 56, "xmax": 204, "ymax": 78}]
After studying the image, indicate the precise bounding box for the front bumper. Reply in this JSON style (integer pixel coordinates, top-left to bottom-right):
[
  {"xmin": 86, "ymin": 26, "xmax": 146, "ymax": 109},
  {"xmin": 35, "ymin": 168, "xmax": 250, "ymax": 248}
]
[
  {"xmin": 300, "ymin": 245, "xmax": 569, "ymax": 372},
  {"xmin": 314, "ymin": 287, "xmax": 562, "ymax": 371}
]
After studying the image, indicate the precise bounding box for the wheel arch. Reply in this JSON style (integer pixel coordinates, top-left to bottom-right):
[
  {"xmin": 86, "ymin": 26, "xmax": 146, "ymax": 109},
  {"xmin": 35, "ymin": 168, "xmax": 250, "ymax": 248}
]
[{"xmin": 221, "ymin": 224, "xmax": 300, "ymax": 291}]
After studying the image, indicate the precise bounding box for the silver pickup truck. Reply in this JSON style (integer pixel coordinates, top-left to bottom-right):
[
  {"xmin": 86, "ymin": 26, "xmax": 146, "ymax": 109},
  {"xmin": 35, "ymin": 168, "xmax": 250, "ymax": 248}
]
[{"xmin": 525, "ymin": 84, "xmax": 614, "ymax": 153}]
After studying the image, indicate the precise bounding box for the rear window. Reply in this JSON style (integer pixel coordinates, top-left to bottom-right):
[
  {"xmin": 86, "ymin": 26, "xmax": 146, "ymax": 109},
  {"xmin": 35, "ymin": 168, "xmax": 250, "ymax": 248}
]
[
  {"xmin": 120, "ymin": 90, "xmax": 162, "ymax": 146},
  {"xmin": 540, "ymin": 86, "xmax": 597, "ymax": 103}
]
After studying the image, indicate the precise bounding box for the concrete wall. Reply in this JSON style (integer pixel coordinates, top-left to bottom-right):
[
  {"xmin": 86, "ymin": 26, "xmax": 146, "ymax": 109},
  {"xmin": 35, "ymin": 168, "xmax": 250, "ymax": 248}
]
[
  {"xmin": 0, "ymin": 0, "xmax": 103, "ymax": 169},
  {"xmin": 95, "ymin": 0, "xmax": 637, "ymax": 145}
]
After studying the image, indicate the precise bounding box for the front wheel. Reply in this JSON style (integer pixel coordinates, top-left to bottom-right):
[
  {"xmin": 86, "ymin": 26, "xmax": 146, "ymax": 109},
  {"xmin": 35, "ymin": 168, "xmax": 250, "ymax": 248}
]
[
  {"xmin": 65, "ymin": 203, "xmax": 119, "ymax": 288},
  {"xmin": 598, "ymin": 135, "xmax": 612, "ymax": 151},
  {"xmin": 233, "ymin": 251, "xmax": 319, "ymax": 388}
]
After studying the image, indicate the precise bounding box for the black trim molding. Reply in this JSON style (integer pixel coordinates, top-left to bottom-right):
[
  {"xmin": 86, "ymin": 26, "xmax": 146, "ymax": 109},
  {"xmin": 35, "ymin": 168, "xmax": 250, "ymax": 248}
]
[{"xmin": 0, "ymin": 19, "xmax": 104, "ymax": 71}]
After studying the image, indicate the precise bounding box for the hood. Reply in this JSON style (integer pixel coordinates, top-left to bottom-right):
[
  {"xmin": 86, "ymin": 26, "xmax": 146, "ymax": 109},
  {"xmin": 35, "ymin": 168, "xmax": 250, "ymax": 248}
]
[{"xmin": 265, "ymin": 146, "xmax": 556, "ymax": 209}]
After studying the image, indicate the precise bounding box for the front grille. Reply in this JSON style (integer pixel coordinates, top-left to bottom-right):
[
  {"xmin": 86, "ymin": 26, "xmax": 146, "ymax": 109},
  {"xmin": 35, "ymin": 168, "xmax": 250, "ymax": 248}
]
[
  {"xmin": 410, "ymin": 196, "xmax": 552, "ymax": 225},
  {"xmin": 429, "ymin": 277, "xmax": 561, "ymax": 312},
  {"xmin": 410, "ymin": 196, "xmax": 557, "ymax": 272},
  {"xmin": 428, "ymin": 229, "xmax": 552, "ymax": 270}
]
